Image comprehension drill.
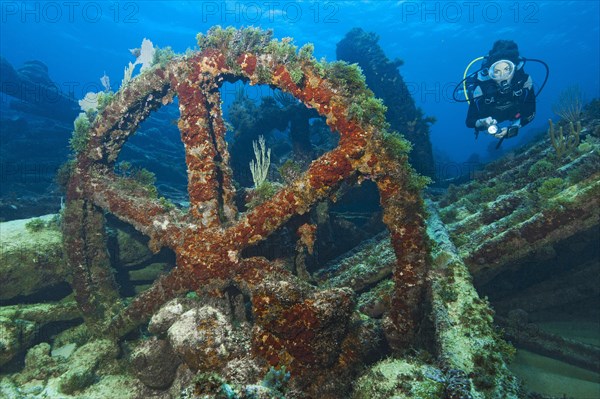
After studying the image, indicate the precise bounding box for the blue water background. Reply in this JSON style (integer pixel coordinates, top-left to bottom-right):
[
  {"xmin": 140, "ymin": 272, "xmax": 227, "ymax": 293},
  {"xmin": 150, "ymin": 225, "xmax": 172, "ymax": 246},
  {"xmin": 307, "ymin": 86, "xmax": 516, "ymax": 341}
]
[{"xmin": 1, "ymin": 0, "xmax": 599, "ymax": 170}]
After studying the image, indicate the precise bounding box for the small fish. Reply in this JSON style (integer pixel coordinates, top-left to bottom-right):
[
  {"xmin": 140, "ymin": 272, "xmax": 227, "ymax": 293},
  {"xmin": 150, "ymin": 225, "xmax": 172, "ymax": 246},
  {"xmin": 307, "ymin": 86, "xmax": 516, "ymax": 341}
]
[{"xmin": 129, "ymin": 47, "xmax": 141, "ymax": 58}]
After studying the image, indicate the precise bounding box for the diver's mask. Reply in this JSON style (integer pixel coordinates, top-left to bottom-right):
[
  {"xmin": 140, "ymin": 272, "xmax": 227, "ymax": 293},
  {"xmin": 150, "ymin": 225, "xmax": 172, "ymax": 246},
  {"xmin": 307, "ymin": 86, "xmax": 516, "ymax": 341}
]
[{"xmin": 488, "ymin": 59, "xmax": 515, "ymax": 93}]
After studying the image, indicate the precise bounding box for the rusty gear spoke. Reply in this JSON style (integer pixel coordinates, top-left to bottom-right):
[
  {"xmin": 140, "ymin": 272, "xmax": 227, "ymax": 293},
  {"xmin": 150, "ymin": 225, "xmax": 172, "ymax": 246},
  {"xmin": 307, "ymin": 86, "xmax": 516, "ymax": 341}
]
[
  {"xmin": 219, "ymin": 145, "xmax": 363, "ymax": 255},
  {"xmin": 85, "ymin": 170, "xmax": 186, "ymax": 251},
  {"xmin": 106, "ymin": 262, "xmax": 196, "ymax": 338},
  {"xmin": 176, "ymin": 73, "xmax": 237, "ymax": 227}
]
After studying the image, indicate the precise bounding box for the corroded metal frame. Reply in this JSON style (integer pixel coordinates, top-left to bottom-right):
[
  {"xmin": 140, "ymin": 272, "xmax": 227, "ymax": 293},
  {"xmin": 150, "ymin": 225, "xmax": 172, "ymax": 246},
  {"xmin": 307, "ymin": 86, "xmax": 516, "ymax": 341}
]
[{"xmin": 63, "ymin": 29, "xmax": 429, "ymax": 370}]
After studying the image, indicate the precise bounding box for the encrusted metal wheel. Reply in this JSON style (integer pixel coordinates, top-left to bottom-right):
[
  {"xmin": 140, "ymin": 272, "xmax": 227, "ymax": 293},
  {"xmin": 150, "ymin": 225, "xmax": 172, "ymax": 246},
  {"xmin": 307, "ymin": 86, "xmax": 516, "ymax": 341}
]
[{"xmin": 63, "ymin": 28, "xmax": 429, "ymax": 369}]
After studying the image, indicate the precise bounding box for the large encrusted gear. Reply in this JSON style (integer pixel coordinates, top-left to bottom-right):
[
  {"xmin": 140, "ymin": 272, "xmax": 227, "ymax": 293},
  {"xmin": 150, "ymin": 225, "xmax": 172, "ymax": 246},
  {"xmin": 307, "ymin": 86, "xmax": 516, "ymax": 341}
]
[{"xmin": 63, "ymin": 27, "xmax": 429, "ymax": 373}]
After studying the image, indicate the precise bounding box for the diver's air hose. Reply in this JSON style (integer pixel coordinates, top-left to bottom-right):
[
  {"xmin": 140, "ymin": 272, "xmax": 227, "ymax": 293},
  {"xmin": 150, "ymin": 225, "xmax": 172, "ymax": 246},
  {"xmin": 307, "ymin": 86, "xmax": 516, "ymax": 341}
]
[
  {"xmin": 522, "ymin": 58, "xmax": 550, "ymax": 97},
  {"xmin": 454, "ymin": 56, "xmax": 550, "ymax": 103},
  {"xmin": 462, "ymin": 56, "xmax": 485, "ymax": 104}
]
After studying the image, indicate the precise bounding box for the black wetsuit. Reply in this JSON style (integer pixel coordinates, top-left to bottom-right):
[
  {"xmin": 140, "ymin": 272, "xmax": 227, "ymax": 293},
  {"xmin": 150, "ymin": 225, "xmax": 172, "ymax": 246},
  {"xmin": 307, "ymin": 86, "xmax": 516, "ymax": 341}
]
[{"xmin": 466, "ymin": 68, "xmax": 536, "ymax": 131}]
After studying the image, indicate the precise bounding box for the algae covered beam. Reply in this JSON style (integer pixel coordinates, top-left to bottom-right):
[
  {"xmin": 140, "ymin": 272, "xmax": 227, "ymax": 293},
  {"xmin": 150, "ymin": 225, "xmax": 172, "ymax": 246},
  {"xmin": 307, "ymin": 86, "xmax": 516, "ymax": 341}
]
[
  {"xmin": 464, "ymin": 176, "xmax": 599, "ymax": 278},
  {"xmin": 426, "ymin": 199, "xmax": 521, "ymax": 398}
]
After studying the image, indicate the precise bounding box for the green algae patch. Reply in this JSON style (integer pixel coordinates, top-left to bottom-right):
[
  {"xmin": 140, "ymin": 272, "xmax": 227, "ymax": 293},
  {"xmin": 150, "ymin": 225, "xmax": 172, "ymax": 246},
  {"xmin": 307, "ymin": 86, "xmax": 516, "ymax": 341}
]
[
  {"xmin": 57, "ymin": 339, "xmax": 120, "ymax": 395},
  {"xmin": 352, "ymin": 358, "xmax": 444, "ymax": 399},
  {"xmin": 0, "ymin": 215, "xmax": 66, "ymax": 300}
]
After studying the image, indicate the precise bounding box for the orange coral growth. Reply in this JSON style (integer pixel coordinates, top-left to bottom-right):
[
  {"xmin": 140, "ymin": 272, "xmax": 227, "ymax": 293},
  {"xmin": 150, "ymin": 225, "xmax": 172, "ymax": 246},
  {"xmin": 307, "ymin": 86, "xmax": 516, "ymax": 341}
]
[
  {"xmin": 237, "ymin": 53, "xmax": 257, "ymax": 75},
  {"xmin": 252, "ymin": 287, "xmax": 354, "ymax": 373},
  {"xmin": 297, "ymin": 223, "xmax": 317, "ymax": 255}
]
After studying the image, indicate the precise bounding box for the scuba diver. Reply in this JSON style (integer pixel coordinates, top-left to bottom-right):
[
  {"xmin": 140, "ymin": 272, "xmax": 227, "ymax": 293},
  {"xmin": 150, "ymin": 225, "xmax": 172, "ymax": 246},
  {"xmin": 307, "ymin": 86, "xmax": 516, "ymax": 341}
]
[{"xmin": 455, "ymin": 40, "xmax": 549, "ymax": 147}]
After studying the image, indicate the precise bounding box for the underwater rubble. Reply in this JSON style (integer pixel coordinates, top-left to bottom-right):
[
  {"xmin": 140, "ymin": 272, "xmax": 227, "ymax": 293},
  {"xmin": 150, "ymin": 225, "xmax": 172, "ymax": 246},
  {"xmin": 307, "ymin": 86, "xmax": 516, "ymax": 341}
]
[{"xmin": 0, "ymin": 27, "xmax": 598, "ymax": 399}]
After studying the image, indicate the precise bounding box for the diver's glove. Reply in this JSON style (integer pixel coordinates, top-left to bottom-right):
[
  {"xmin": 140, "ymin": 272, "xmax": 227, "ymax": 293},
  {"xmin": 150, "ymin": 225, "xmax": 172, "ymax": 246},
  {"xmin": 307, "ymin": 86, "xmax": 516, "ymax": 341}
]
[
  {"xmin": 475, "ymin": 117, "xmax": 497, "ymax": 130},
  {"xmin": 493, "ymin": 122, "xmax": 521, "ymax": 139},
  {"xmin": 494, "ymin": 127, "xmax": 508, "ymax": 139}
]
